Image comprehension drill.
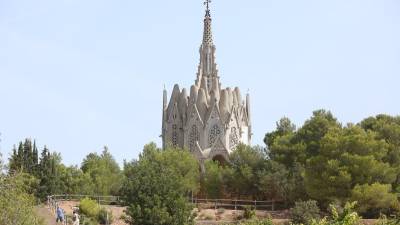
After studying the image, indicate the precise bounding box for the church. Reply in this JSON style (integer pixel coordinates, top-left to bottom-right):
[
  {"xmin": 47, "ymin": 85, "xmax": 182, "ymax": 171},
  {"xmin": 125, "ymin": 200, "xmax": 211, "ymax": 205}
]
[{"xmin": 161, "ymin": 1, "xmax": 252, "ymax": 163}]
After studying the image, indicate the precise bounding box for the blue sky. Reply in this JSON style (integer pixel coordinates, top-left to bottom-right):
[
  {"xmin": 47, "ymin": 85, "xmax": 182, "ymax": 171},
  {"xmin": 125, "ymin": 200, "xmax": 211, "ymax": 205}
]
[{"xmin": 0, "ymin": 0, "xmax": 399, "ymax": 166}]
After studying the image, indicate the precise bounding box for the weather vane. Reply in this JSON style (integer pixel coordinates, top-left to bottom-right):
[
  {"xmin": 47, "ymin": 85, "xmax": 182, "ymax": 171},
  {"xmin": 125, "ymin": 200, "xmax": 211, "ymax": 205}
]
[{"xmin": 204, "ymin": 0, "xmax": 211, "ymax": 11}]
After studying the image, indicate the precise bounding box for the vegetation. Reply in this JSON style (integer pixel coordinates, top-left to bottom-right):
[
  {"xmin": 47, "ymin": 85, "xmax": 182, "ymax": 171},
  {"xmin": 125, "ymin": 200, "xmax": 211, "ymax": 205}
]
[
  {"xmin": 120, "ymin": 143, "xmax": 200, "ymax": 225},
  {"xmin": 2, "ymin": 109, "xmax": 400, "ymax": 223},
  {"xmin": 0, "ymin": 172, "xmax": 44, "ymax": 225},
  {"xmin": 8, "ymin": 140, "xmax": 123, "ymax": 199},
  {"xmin": 79, "ymin": 197, "xmax": 113, "ymax": 224},
  {"xmin": 290, "ymin": 200, "xmax": 321, "ymax": 224},
  {"xmin": 242, "ymin": 206, "xmax": 256, "ymax": 220}
]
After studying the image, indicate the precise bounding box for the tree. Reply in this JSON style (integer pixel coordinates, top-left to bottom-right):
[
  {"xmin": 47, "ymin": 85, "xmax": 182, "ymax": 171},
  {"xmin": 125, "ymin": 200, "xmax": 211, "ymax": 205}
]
[
  {"xmin": 264, "ymin": 117, "xmax": 296, "ymax": 149},
  {"xmin": 8, "ymin": 139, "xmax": 39, "ymax": 174},
  {"xmin": 256, "ymin": 160, "xmax": 290, "ymax": 202},
  {"xmin": 305, "ymin": 125, "xmax": 397, "ymax": 204},
  {"xmin": 37, "ymin": 146, "xmax": 60, "ymax": 199},
  {"xmin": 226, "ymin": 144, "xmax": 266, "ymax": 198},
  {"xmin": 360, "ymin": 115, "xmax": 400, "ymax": 190},
  {"xmin": 0, "ymin": 152, "xmax": 3, "ymax": 174},
  {"xmin": 81, "ymin": 146, "xmax": 123, "ymax": 195},
  {"xmin": 121, "ymin": 143, "xmax": 199, "ymax": 225},
  {"xmin": 202, "ymin": 160, "xmax": 227, "ymax": 199},
  {"xmin": 351, "ymin": 183, "xmax": 400, "ymax": 218},
  {"xmin": 0, "ymin": 173, "xmax": 43, "ymax": 225}
]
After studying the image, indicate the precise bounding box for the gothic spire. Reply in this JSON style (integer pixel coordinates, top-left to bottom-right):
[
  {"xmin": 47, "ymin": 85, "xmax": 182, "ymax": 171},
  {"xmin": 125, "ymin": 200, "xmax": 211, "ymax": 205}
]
[
  {"xmin": 196, "ymin": 0, "xmax": 219, "ymax": 91},
  {"xmin": 203, "ymin": 0, "xmax": 213, "ymax": 46}
]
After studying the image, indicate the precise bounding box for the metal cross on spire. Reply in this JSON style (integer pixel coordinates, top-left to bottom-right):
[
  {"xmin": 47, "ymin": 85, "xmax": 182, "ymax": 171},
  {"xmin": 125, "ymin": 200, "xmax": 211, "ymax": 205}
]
[{"xmin": 204, "ymin": 0, "xmax": 211, "ymax": 12}]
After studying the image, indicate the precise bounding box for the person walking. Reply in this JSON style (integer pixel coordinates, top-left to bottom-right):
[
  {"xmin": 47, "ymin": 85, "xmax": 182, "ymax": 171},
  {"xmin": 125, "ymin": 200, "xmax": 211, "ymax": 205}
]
[
  {"xmin": 72, "ymin": 210, "xmax": 80, "ymax": 225},
  {"xmin": 56, "ymin": 205, "xmax": 64, "ymax": 223}
]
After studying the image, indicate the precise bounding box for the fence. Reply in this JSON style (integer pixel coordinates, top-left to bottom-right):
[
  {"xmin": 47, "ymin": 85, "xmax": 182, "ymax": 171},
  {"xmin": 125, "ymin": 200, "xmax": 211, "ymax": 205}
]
[
  {"xmin": 49, "ymin": 194, "xmax": 121, "ymax": 205},
  {"xmin": 191, "ymin": 198, "xmax": 280, "ymax": 211}
]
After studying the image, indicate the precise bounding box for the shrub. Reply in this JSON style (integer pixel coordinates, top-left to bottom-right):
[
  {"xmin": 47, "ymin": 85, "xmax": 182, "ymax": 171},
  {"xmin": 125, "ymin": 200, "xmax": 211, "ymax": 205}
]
[
  {"xmin": 309, "ymin": 202, "xmax": 361, "ymax": 225},
  {"xmin": 290, "ymin": 200, "xmax": 320, "ymax": 224},
  {"xmin": 238, "ymin": 218, "xmax": 274, "ymax": 225},
  {"xmin": 351, "ymin": 183, "xmax": 400, "ymax": 218},
  {"xmin": 79, "ymin": 197, "xmax": 100, "ymax": 218},
  {"xmin": 98, "ymin": 207, "xmax": 113, "ymax": 224},
  {"xmin": 81, "ymin": 217, "xmax": 97, "ymax": 225},
  {"xmin": 217, "ymin": 208, "xmax": 225, "ymax": 215},
  {"xmin": 243, "ymin": 206, "xmax": 256, "ymax": 219}
]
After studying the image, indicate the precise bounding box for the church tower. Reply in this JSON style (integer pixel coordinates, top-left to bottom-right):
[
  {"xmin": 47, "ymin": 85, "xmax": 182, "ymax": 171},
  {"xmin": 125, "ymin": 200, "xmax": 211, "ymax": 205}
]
[{"xmin": 162, "ymin": 1, "xmax": 252, "ymax": 163}]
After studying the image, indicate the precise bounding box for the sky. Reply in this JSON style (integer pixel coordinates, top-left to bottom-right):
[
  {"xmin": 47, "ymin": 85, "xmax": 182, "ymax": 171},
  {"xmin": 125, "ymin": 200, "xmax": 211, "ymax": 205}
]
[{"xmin": 0, "ymin": 0, "xmax": 399, "ymax": 166}]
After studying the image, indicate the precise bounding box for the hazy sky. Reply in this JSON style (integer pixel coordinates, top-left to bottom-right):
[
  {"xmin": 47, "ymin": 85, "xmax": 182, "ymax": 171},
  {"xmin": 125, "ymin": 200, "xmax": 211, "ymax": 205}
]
[{"xmin": 0, "ymin": 0, "xmax": 399, "ymax": 166}]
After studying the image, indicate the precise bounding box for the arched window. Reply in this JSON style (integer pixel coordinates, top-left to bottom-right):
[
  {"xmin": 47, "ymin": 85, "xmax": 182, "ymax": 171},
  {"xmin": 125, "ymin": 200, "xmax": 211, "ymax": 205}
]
[
  {"xmin": 229, "ymin": 127, "xmax": 239, "ymax": 150},
  {"xmin": 208, "ymin": 124, "xmax": 221, "ymax": 147},
  {"xmin": 189, "ymin": 125, "xmax": 200, "ymax": 152},
  {"xmin": 172, "ymin": 124, "xmax": 178, "ymax": 147}
]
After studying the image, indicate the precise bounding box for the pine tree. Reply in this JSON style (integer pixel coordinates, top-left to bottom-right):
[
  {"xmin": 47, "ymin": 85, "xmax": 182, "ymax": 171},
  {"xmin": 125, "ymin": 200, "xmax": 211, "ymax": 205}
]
[
  {"xmin": 8, "ymin": 145, "xmax": 19, "ymax": 172},
  {"xmin": 32, "ymin": 140, "xmax": 39, "ymax": 175}
]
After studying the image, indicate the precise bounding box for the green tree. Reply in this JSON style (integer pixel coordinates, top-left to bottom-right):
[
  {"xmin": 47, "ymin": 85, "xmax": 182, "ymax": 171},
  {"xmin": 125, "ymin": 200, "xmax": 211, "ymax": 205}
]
[
  {"xmin": 81, "ymin": 146, "xmax": 123, "ymax": 195},
  {"xmin": 226, "ymin": 145, "xmax": 265, "ymax": 198},
  {"xmin": 203, "ymin": 160, "xmax": 227, "ymax": 199},
  {"xmin": 121, "ymin": 143, "xmax": 199, "ymax": 225},
  {"xmin": 305, "ymin": 125, "xmax": 396, "ymax": 204},
  {"xmin": 360, "ymin": 115, "xmax": 400, "ymax": 190},
  {"xmin": 0, "ymin": 173, "xmax": 44, "ymax": 225},
  {"xmin": 351, "ymin": 183, "xmax": 400, "ymax": 218},
  {"xmin": 37, "ymin": 146, "xmax": 60, "ymax": 199}
]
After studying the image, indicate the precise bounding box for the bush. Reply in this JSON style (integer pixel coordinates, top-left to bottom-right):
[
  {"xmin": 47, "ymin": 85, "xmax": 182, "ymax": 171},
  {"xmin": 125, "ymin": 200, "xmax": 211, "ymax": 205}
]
[
  {"xmin": 238, "ymin": 218, "xmax": 274, "ymax": 225},
  {"xmin": 351, "ymin": 183, "xmax": 400, "ymax": 218},
  {"xmin": 309, "ymin": 202, "xmax": 361, "ymax": 225},
  {"xmin": 98, "ymin": 207, "xmax": 113, "ymax": 224},
  {"xmin": 243, "ymin": 206, "xmax": 256, "ymax": 219},
  {"xmin": 81, "ymin": 217, "xmax": 97, "ymax": 225},
  {"xmin": 290, "ymin": 200, "xmax": 320, "ymax": 224},
  {"xmin": 79, "ymin": 197, "xmax": 100, "ymax": 218}
]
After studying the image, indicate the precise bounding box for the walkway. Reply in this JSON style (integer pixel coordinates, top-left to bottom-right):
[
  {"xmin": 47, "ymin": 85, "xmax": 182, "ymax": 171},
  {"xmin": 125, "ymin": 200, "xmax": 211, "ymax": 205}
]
[{"xmin": 36, "ymin": 206, "xmax": 57, "ymax": 225}]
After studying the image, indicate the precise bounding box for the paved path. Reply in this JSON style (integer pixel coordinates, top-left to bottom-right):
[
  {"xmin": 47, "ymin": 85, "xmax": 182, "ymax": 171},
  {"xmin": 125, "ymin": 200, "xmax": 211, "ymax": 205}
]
[{"xmin": 36, "ymin": 206, "xmax": 57, "ymax": 225}]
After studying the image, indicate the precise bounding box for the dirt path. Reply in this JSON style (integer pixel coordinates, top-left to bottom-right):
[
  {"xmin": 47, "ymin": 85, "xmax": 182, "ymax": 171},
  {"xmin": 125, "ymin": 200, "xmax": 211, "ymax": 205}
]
[{"xmin": 36, "ymin": 206, "xmax": 57, "ymax": 225}]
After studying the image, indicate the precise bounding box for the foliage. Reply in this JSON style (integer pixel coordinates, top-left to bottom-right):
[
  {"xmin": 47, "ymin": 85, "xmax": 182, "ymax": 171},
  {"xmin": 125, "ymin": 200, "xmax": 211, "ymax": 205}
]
[
  {"xmin": 308, "ymin": 202, "xmax": 361, "ymax": 225},
  {"xmin": 79, "ymin": 197, "xmax": 101, "ymax": 218},
  {"xmin": 375, "ymin": 215, "xmax": 400, "ymax": 225},
  {"xmin": 243, "ymin": 206, "xmax": 256, "ymax": 219},
  {"xmin": 80, "ymin": 217, "xmax": 98, "ymax": 225},
  {"xmin": 0, "ymin": 152, "xmax": 3, "ymax": 173},
  {"xmin": 290, "ymin": 200, "xmax": 320, "ymax": 224},
  {"xmin": 0, "ymin": 173, "xmax": 44, "ymax": 225},
  {"xmin": 121, "ymin": 143, "xmax": 200, "ymax": 225},
  {"xmin": 202, "ymin": 160, "xmax": 229, "ymax": 199},
  {"xmin": 98, "ymin": 207, "xmax": 113, "ymax": 224},
  {"xmin": 350, "ymin": 183, "xmax": 400, "ymax": 218},
  {"xmin": 305, "ymin": 125, "xmax": 396, "ymax": 204},
  {"xmin": 81, "ymin": 146, "xmax": 123, "ymax": 196},
  {"xmin": 237, "ymin": 218, "xmax": 274, "ymax": 225},
  {"xmin": 225, "ymin": 144, "xmax": 266, "ymax": 198},
  {"xmin": 8, "ymin": 139, "xmax": 40, "ymax": 175}
]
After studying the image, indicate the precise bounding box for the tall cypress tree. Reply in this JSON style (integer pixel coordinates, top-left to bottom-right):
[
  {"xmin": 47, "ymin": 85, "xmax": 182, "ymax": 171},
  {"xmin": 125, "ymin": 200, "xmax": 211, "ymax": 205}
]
[{"xmin": 32, "ymin": 140, "xmax": 39, "ymax": 175}]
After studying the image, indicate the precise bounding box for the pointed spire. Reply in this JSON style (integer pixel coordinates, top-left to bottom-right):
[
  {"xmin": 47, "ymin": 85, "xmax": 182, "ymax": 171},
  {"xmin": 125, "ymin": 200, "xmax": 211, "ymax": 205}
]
[{"xmin": 203, "ymin": 0, "xmax": 213, "ymax": 46}]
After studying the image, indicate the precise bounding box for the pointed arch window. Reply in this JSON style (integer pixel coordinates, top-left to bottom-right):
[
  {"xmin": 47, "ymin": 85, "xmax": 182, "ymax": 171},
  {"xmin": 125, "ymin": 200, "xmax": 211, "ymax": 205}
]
[
  {"xmin": 172, "ymin": 124, "xmax": 178, "ymax": 147},
  {"xmin": 229, "ymin": 127, "xmax": 239, "ymax": 150},
  {"xmin": 208, "ymin": 124, "xmax": 221, "ymax": 147},
  {"xmin": 189, "ymin": 125, "xmax": 200, "ymax": 152}
]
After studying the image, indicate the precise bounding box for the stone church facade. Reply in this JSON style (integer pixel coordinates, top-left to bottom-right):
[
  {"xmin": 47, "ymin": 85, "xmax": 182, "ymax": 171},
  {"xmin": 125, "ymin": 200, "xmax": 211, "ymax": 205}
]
[{"xmin": 161, "ymin": 4, "xmax": 252, "ymax": 163}]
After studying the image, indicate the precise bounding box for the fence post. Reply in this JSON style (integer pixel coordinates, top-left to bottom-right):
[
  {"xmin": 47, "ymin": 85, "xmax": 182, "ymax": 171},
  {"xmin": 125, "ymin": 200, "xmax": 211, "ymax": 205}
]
[
  {"xmin": 254, "ymin": 200, "xmax": 257, "ymax": 210},
  {"xmin": 272, "ymin": 200, "xmax": 275, "ymax": 211}
]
